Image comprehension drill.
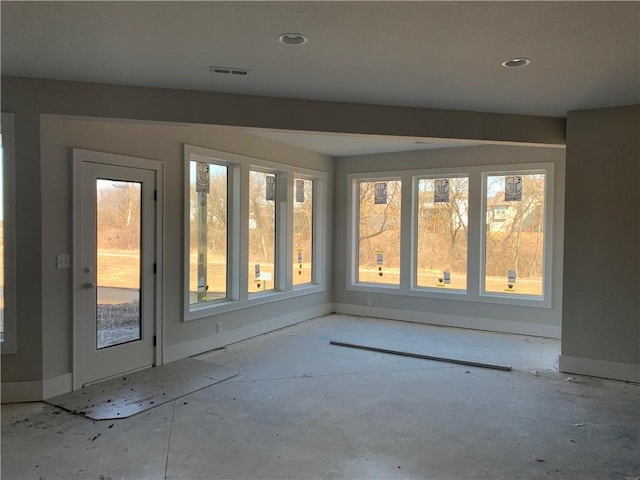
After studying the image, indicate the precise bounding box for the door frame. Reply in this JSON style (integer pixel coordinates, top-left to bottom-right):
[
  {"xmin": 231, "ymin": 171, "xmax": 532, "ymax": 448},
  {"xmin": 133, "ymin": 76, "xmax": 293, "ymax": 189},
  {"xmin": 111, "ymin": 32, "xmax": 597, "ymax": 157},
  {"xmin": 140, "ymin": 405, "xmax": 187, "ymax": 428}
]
[{"xmin": 72, "ymin": 148, "xmax": 164, "ymax": 390}]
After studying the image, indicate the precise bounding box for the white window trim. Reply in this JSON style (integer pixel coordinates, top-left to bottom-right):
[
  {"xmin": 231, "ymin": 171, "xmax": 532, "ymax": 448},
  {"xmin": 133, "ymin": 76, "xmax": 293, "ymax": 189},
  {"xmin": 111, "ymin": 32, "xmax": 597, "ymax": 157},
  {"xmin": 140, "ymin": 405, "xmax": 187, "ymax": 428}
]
[
  {"xmin": 348, "ymin": 174, "xmax": 403, "ymax": 287},
  {"xmin": 184, "ymin": 144, "xmax": 326, "ymax": 322},
  {"xmin": 479, "ymin": 164, "xmax": 554, "ymax": 308},
  {"xmin": 346, "ymin": 162, "xmax": 555, "ymax": 309},
  {"xmin": 291, "ymin": 175, "xmax": 323, "ymax": 289},
  {"xmin": 412, "ymin": 171, "xmax": 471, "ymax": 295},
  {"xmin": 1, "ymin": 113, "xmax": 17, "ymax": 354}
]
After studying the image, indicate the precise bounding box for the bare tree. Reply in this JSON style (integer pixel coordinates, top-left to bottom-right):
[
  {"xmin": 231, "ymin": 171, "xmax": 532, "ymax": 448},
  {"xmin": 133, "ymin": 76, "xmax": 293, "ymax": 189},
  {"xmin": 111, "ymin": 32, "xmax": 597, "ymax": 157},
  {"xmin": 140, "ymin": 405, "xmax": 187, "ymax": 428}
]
[
  {"xmin": 358, "ymin": 180, "xmax": 402, "ymax": 269},
  {"xmin": 97, "ymin": 181, "xmax": 141, "ymax": 250},
  {"xmin": 416, "ymin": 177, "xmax": 468, "ymax": 276}
]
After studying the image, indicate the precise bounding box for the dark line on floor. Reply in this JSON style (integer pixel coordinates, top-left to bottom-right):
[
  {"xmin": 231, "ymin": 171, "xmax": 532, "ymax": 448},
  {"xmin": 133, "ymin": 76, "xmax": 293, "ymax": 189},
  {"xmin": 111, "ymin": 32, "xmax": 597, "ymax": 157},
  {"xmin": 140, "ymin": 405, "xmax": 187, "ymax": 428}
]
[
  {"xmin": 330, "ymin": 340, "xmax": 513, "ymax": 371},
  {"xmin": 164, "ymin": 401, "xmax": 176, "ymax": 480}
]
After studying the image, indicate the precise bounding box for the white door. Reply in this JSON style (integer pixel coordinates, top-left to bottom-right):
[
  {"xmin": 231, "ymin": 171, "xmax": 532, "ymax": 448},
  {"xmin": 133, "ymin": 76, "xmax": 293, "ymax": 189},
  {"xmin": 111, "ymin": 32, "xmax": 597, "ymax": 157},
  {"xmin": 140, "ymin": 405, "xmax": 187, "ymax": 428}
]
[{"xmin": 74, "ymin": 150, "xmax": 160, "ymax": 388}]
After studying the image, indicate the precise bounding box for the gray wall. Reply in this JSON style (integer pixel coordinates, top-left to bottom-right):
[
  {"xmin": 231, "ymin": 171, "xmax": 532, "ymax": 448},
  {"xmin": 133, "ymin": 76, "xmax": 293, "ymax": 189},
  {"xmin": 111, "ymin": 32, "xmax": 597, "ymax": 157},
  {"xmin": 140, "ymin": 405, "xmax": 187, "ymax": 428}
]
[
  {"xmin": 333, "ymin": 145, "xmax": 566, "ymax": 333},
  {"xmin": 1, "ymin": 111, "xmax": 42, "ymax": 382},
  {"xmin": 39, "ymin": 116, "xmax": 334, "ymax": 381},
  {"xmin": 562, "ymin": 105, "xmax": 640, "ymax": 370},
  {"xmin": 1, "ymin": 76, "xmax": 567, "ymax": 388},
  {"xmin": 2, "ymin": 76, "xmax": 566, "ymax": 145},
  {"xmin": 3, "ymin": 76, "xmax": 638, "ymax": 386}
]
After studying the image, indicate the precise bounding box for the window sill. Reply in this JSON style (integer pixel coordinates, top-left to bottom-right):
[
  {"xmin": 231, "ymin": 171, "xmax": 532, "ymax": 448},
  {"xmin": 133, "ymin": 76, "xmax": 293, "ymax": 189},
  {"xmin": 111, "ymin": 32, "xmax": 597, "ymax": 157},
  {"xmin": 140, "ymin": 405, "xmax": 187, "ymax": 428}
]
[
  {"xmin": 185, "ymin": 284, "xmax": 326, "ymax": 321},
  {"xmin": 346, "ymin": 283, "xmax": 551, "ymax": 308}
]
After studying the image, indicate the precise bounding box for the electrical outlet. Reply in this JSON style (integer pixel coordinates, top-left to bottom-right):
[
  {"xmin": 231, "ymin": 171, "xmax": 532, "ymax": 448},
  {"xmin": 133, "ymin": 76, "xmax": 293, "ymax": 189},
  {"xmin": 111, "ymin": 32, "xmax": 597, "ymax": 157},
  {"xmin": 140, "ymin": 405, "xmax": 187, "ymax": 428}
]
[
  {"xmin": 217, "ymin": 322, "xmax": 222, "ymax": 334},
  {"xmin": 56, "ymin": 254, "xmax": 71, "ymax": 269}
]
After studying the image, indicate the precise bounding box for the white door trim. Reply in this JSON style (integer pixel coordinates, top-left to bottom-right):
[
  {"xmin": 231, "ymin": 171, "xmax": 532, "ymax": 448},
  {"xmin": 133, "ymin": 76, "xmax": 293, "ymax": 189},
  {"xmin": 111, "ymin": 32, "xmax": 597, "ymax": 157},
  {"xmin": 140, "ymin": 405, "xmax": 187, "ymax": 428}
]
[{"xmin": 72, "ymin": 148, "xmax": 164, "ymax": 390}]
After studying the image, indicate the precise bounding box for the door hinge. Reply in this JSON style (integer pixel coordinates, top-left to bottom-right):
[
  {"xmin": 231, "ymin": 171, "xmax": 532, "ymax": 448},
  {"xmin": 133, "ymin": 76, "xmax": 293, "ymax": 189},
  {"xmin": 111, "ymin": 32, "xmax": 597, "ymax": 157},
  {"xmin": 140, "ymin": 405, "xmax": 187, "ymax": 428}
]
[
  {"xmin": 154, "ymin": 190, "xmax": 157, "ymax": 201},
  {"xmin": 153, "ymin": 335, "xmax": 157, "ymax": 347}
]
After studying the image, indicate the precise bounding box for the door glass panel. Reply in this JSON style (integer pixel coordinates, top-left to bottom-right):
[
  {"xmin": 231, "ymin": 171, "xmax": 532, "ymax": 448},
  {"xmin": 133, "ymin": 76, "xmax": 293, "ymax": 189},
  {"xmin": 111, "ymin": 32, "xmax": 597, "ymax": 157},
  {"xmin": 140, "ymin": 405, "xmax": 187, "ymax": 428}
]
[{"xmin": 96, "ymin": 179, "xmax": 142, "ymax": 349}]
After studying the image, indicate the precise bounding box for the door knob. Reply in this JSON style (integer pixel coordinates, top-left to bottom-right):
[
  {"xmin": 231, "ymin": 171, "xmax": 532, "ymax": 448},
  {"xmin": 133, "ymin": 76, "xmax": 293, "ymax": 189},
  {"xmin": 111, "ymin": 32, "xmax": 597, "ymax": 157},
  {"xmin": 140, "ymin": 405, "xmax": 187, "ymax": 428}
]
[{"xmin": 83, "ymin": 282, "xmax": 96, "ymax": 290}]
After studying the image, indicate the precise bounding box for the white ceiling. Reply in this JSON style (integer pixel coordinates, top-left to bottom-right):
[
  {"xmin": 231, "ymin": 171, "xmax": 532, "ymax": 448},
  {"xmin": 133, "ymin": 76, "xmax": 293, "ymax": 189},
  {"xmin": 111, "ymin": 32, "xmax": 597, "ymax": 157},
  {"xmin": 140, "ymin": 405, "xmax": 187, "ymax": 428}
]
[{"xmin": 2, "ymin": 1, "xmax": 638, "ymax": 155}]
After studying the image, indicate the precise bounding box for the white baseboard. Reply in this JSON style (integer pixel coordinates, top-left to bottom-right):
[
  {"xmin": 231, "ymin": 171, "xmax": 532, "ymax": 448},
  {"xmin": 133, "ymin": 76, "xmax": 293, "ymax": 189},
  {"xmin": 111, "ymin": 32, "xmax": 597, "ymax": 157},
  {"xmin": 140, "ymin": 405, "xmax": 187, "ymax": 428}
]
[
  {"xmin": 1, "ymin": 380, "xmax": 42, "ymax": 403},
  {"xmin": 559, "ymin": 355, "xmax": 639, "ymax": 383},
  {"xmin": 1, "ymin": 373, "xmax": 75, "ymax": 403},
  {"xmin": 43, "ymin": 373, "xmax": 73, "ymax": 399},
  {"xmin": 334, "ymin": 303, "xmax": 561, "ymax": 339},
  {"xmin": 2, "ymin": 306, "xmax": 333, "ymax": 401},
  {"xmin": 164, "ymin": 303, "xmax": 334, "ymax": 363}
]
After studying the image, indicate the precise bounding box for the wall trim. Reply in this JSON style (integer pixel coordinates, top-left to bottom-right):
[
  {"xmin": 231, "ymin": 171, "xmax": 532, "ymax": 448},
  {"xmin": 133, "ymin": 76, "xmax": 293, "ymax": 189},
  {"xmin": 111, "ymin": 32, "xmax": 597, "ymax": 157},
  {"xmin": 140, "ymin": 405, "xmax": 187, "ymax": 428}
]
[
  {"xmin": 164, "ymin": 303, "xmax": 334, "ymax": 363},
  {"xmin": 1, "ymin": 380, "xmax": 42, "ymax": 404},
  {"xmin": 559, "ymin": 354, "xmax": 639, "ymax": 383},
  {"xmin": 2, "ymin": 305, "xmax": 333, "ymax": 403},
  {"xmin": 334, "ymin": 303, "xmax": 561, "ymax": 339},
  {"xmin": 43, "ymin": 373, "xmax": 73, "ymax": 400},
  {"xmin": 1, "ymin": 373, "xmax": 74, "ymax": 403}
]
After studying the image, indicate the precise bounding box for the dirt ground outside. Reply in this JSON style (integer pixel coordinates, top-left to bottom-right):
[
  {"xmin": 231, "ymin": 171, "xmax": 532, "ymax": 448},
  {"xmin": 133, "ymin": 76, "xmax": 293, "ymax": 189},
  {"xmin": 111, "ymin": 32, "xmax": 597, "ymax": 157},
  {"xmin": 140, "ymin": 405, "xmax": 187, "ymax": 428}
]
[
  {"xmin": 358, "ymin": 267, "xmax": 543, "ymax": 296},
  {"xmin": 99, "ymin": 249, "xmax": 314, "ymax": 299}
]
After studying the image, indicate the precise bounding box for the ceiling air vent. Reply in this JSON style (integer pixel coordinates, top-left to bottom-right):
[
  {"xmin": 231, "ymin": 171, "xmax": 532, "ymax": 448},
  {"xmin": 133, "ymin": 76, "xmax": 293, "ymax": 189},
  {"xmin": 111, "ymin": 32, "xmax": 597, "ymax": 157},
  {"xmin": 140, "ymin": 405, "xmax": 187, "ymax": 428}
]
[{"xmin": 210, "ymin": 66, "xmax": 250, "ymax": 76}]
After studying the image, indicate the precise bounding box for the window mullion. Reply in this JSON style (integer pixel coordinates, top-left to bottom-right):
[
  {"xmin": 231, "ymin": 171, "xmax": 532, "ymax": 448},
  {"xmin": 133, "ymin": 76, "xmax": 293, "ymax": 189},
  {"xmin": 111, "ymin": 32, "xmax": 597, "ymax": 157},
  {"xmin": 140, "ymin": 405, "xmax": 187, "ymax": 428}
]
[
  {"xmin": 399, "ymin": 173, "xmax": 413, "ymax": 292},
  {"xmin": 277, "ymin": 172, "xmax": 292, "ymax": 292},
  {"xmin": 225, "ymin": 164, "xmax": 238, "ymax": 301},
  {"xmin": 312, "ymin": 179, "xmax": 324, "ymax": 285},
  {"xmin": 237, "ymin": 164, "xmax": 250, "ymax": 302},
  {"xmin": 466, "ymin": 170, "xmax": 483, "ymax": 299}
]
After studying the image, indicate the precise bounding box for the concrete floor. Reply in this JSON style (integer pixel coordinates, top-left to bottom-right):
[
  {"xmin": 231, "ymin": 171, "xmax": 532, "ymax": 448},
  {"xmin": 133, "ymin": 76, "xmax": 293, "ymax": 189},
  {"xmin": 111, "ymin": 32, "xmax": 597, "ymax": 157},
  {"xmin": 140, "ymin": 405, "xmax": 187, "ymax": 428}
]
[{"xmin": 2, "ymin": 314, "xmax": 639, "ymax": 479}]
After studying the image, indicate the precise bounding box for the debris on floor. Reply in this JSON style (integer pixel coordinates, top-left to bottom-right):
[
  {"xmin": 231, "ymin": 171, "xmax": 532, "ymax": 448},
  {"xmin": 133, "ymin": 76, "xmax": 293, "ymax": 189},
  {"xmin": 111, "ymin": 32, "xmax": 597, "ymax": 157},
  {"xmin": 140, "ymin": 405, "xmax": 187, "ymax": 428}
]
[{"xmin": 46, "ymin": 359, "xmax": 238, "ymax": 420}]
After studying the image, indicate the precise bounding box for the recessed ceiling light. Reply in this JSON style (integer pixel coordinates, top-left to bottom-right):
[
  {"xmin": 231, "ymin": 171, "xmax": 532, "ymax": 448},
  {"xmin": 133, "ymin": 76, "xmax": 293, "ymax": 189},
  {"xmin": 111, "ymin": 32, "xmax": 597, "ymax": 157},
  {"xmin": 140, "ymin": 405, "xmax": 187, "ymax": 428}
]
[
  {"xmin": 501, "ymin": 58, "xmax": 531, "ymax": 68},
  {"xmin": 278, "ymin": 33, "xmax": 308, "ymax": 46}
]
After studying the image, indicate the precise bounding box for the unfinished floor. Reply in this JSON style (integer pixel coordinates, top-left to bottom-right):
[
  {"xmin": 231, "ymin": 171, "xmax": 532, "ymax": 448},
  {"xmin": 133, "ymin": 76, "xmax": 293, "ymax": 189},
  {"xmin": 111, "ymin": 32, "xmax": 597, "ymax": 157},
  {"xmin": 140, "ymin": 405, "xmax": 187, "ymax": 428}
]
[{"xmin": 2, "ymin": 314, "xmax": 639, "ymax": 479}]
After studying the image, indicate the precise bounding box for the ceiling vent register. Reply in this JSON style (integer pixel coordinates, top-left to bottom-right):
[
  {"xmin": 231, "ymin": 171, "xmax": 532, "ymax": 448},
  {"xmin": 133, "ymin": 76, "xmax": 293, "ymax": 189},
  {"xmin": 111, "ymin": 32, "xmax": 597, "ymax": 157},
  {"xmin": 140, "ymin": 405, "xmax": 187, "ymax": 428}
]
[{"xmin": 210, "ymin": 66, "xmax": 250, "ymax": 76}]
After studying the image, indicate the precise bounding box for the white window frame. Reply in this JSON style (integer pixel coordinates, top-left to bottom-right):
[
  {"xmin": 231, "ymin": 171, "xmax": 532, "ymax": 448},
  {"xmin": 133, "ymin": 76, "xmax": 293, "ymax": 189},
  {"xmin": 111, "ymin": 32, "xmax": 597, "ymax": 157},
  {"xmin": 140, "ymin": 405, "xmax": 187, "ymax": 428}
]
[
  {"xmin": 346, "ymin": 162, "xmax": 555, "ymax": 308},
  {"xmin": 1, "ymin": 113, "xmax": 17, "ymax": 353},
  {"xmin": 413, "ymin": 171, "xmax": 471, "ymax": 294},
  {"xmin": 184, "ymin": 145, "xmax": 326, "ymax": 321},
  {"xmin": 291, "ymin": 175, "xmax": 320, "ymax": 289},
  {"xmin": 480, "ymin": 165, "xmax": 554, "ymax": 307},
  {"xmin": 347, "ymin": 173, "xmax": 404, "ymax": 290},
  {"xmin": 247, "ymin": 167, "xmax": 280, "ymax": 296},
  {"xmin": 185, "ymin": 154, "xmax": 234, "ymax": 309}
]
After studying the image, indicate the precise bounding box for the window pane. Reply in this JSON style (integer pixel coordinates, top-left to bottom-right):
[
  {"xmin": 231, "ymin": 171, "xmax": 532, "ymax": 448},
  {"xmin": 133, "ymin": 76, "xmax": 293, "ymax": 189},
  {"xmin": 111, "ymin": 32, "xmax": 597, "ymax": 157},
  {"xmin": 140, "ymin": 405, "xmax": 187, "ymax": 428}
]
[
  {"xmin": 249, "ymin": 171, "xmax": 276, "ymax": 293},
  {"xmin": 485, "ymin": 173, "xmax": 545, "ymax": 296},
  {"xmin": 416, "ymin": 177, "xmax": 468, "ymax": 290},
  {"xmin": 189, "ymin": 162, "xmax": 228, "ymax": 304},
  {"xmin": 293, "ymin": 178, "xmax": 313, "ymax": 286},
  {"xmin": 0, "ymin": 138, "xmax": 4, "ymax": 341},
  {"xmin": 357, "ymin": 180, "xmax": 401, "ymax": 285}
]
